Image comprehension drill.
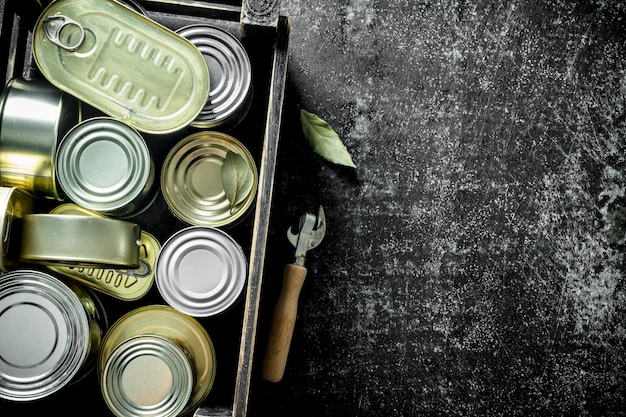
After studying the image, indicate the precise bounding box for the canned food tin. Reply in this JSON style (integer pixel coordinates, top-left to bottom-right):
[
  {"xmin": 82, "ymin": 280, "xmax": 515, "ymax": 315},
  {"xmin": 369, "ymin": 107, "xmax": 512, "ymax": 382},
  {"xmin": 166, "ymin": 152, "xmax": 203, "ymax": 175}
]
[
  {"xmin": 0, "ymin": 187, "xmax": 34, "ymax": 272},
  {"xmin": 156, "ymin": 226, "xmax": 247, "ymax": 317},
  {"xmin": 55, "ymin": 117, "xmax": 157, "ymax": 218},
  {"xmin": 99, "ymin": 305, "xmax": 216, "ymax": 417},
  {"xmin": 176, "ymin": 24, "xmax": 252, "ymax": 130},
  {"xmin": 161, "ymin": 131, "xmax": 258, "ymax": 227},
  {"xmin": 32, "ymin": 0, "xmax": 210, "ymax": 134},
  {"xmin": 19, "ymin": 213, "xmax": 142, "ymax": 268},
  {"xmin": 0, "ymin": 77, "xmax": 80, "ymax": 200},
  {"xmin": 47, "ymin": 203, "xmax": 159, "ymax": 301},
  {"xmin": 0, "ymin": 269, "xmax": 106, "ymax": 401}
]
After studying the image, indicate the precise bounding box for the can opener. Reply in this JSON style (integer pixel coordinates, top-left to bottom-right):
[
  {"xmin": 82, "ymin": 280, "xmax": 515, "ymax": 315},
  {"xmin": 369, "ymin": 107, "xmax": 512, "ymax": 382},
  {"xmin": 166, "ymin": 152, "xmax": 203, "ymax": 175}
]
[{"xmin": 261, "ymin": 206, "xmax": 326, "ymax": 382}]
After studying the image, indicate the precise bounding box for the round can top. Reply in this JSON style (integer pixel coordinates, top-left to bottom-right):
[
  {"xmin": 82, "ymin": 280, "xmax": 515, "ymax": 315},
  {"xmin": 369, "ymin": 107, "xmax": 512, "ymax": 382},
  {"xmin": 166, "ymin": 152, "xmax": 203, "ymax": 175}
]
[
  {"xmin": 98, "ymin": 305, "xmax": 216, "ymax": 417},
  {"xmin": 176, "ymin": 24, "xmax": 252, "ymax": 130},
  {"xmin": 55, "ymin": 117, "xmax": 154, "ymax": 216},
  {"xmin": 101, "ymin": 335, "xmax": 194, "ymax": 417},
  {"xmin": 156, "ymin": 226, "xmax": 247, "ymax": 317},
  {"xmin": 0, "ymin": 187, "xmax": 34, "ymax": 272},
  {"xmin": 0, "ymin": 269, "xmax": 91, "ymax": 401},
  {"xmin": 161, "ymin": 131, "xmax": 258, "ymax": 228}
]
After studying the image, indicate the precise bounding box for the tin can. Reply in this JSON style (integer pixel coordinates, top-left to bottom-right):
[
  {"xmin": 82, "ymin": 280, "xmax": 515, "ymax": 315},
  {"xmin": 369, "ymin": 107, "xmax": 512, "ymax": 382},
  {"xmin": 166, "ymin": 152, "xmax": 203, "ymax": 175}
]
[
  {"xmin": 55, "ymin": 117, "xmax": 158, "ymax": 218},
  {"xmin": 176, "ymin": 24, "xmax": 252, "ymax": 130},
  {"xmin": 0, "ymin": 269, "xmax": 107, "ymax": 401},
  {"xmin": 161, "ymin": 131, "xmax": 258, "ymax": 228},
  {"xmin": 98, "ymin": 305, "xmax": 216, "ymax": 417},
  {"xmin": 156, "ymin": 226, "xmax": 247, "ymax": 317},
  {"xmin": 0, "ymin": 77, "xmax": 80, "ymax": 200},
  {"xmin": 0, "ymin": 187, "xmax": 35, "ymax": 272}
]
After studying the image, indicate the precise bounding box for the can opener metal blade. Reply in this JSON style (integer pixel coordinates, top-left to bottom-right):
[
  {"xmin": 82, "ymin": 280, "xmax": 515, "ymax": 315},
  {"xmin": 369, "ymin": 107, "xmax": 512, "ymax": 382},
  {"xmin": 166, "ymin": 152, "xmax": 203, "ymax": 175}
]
[{"xmin": 261, "ymin": 206, "xmax": 326, "ymax": 383}]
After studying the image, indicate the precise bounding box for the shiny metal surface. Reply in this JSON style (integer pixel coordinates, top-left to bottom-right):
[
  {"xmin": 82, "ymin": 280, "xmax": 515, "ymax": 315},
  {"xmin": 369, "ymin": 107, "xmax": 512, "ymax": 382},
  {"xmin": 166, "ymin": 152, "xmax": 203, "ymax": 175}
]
[
  {"xmin": 55, "ymin": 117, "xmax": 157, "ymax": 218},
  {"xmin": 98, "ymin": 305, "xmax": 216, "ymax": 417},
  {"xmin": 47, "ymin": 203, "xmax": 159, "ymax": 301},
  {"xmin": 32, "ymin": 0, "xmax": 210, "ymax": 134},
  {"xmin": 0, "ymin": 77, "xmax": 80, "ymax": 200},
  {"xmin": 176, "ymin": 24, "xmax": 252, "ymax": 130},
  {"xmin": 0, "ymin": 187, "xmax": 34, "ymax": 272},
  {"xmin": 0, "ymin": 269, "xmax": 98, "ymax": 401},
  {"xmin": 161, "ymin": 131, "xmax": 258, "ymax": 227},
  {"xmin": 19, "ymin": 214, "xmax": 141, "ymax": 268},
  {"xmin": 156, "ymin": 226, "xmax": 247, "ymax": 317}
]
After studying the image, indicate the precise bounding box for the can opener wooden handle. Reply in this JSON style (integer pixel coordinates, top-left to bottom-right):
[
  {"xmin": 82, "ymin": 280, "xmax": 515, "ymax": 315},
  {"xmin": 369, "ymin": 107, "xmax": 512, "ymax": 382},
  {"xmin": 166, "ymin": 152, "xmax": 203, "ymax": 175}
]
[{"xmin": 262, "ymin": 206, "xmax": 326, "ymax": 383}]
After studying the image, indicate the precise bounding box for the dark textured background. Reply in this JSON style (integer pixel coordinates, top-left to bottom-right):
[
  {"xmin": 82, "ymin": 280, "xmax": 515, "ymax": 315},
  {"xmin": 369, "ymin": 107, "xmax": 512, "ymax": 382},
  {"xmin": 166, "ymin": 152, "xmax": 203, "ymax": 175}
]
[{"xmin": 249, "ymin": 1, "xmax": 626, "ymax": 416}]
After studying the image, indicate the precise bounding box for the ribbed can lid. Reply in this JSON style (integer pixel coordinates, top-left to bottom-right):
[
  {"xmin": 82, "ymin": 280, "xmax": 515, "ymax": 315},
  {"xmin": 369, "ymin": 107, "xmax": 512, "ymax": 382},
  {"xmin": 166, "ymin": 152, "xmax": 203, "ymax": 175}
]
[
  {"xmin": 55, "ymin": 117, "xmax": 155, "ymax": 217},
  {"xmin": 0, "ymin": 269, "xmax": 91, "ymax": 401},
  {"xmin": 175, "ymin": 24, "xmax": 252, "ymax": 130},
  {"xmin": 156, "ymin": 226, "xmax": 247, "ymax": 317}
]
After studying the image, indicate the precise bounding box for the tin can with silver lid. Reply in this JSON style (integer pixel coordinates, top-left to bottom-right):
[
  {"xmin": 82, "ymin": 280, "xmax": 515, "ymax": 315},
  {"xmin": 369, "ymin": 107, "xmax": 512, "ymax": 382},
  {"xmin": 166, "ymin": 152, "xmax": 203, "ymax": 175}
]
[
  {"xmin": 0, "ymin": 269, "xmax": 107, "ymax": 401},
  {"xmin": 0, "ymin": 186, "xmax": 35, "ymax": 272},
  {"xmin": 55, "ymin": 117, "xmax": 157, "ymax": 218},
  {"xmin": 98, "ymin": 305, "xmax": 216, "ymax": 417},
  {"xmin": 175, "ymin": 24, "xmax": 252, "ymax": 130},
  {"xmin": 0, "ymin": 77, "xmax": 80, "ymax": 200},
  {"xmin": 161, "ymin": 131, "xmax": 258, "ymax": 228},
  {"xmin": 156, "ymin": 226, "xmax": 247, "ymax": 317}
]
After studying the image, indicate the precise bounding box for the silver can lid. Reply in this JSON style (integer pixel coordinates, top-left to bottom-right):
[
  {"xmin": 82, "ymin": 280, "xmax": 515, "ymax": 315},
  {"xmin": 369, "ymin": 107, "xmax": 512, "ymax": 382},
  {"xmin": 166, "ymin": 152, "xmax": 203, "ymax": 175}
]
[
  {"xmin": 0, "ymin": 269, "xmax": 91, "ymax": 401},
  {"xmin": 175, "ymin": 24, "xmax": 252, "ymax": 129},
  {"xmin": 101, "ymin": 335, "xmax": 194, "ymax": 417},
  {"xmin": 55, "ymin": 117, "xmax": 154, "ymax": 216},
  {"xmin": 156, "ymin": 226, "xmax": 247, "ymax": 317}
]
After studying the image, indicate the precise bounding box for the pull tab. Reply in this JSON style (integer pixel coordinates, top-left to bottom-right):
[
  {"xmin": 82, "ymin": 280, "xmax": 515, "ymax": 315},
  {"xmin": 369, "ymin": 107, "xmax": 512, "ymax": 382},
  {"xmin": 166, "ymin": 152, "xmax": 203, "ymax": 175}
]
[{"xmin": 43, "ymin": 15, "xmax": 85, "ymax": 51}]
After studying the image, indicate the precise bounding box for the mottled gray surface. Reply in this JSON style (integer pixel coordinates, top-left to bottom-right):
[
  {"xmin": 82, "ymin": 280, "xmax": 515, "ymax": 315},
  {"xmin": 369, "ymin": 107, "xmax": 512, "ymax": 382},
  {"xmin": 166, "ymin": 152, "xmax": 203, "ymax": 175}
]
[{"xmin": 250, "ymin": 1, "xmax": 626, "ymax": 416}]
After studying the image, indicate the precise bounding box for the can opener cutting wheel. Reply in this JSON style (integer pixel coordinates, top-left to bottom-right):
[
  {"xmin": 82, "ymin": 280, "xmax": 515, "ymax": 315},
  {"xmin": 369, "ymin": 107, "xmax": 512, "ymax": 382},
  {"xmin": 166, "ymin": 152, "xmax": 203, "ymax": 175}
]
[{"xmin": 261, "ymin": 206, "xmax": 326, "ymax": 383}]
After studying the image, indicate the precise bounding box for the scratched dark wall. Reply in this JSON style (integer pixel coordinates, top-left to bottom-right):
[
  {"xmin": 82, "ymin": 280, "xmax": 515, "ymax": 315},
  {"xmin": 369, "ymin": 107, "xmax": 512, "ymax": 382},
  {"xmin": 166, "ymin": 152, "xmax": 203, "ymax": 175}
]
[{"xmin": 250, "ymin": 1, "xmax": 626, "ymax": 416}]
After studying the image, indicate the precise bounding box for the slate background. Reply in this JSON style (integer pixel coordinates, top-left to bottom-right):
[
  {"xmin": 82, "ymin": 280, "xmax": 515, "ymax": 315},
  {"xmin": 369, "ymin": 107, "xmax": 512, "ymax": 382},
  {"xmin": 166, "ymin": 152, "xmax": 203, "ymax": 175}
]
[{"xmin": 249, "ymin": 1, "xmax": 626, "ymax": 416}]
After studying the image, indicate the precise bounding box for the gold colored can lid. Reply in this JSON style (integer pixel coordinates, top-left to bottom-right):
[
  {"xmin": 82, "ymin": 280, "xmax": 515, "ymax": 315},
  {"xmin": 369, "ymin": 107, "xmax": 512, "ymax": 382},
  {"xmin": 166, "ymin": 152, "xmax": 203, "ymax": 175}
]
[
  {"xmin": 47, "ymin": 204, "xmax": 159, "ymax": 301},
  {"xmin": 19, "ymin": 214, "xmax": 141, "ymax": 268},
  {"xmin": 0, "ymin": 187, "xmax": 35, "ymax": 272}
]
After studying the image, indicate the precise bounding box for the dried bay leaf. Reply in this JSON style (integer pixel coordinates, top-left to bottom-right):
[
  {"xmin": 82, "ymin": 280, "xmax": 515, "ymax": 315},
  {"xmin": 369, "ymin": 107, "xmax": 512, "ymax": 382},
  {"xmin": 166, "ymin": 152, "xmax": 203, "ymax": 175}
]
[
  {"xmin": 300, "ymin": 108, "xmax": 356, "ymax": 168},
  {"xmin": 221, "ymin": 151, "xmax": 254, "ymax": 213}
]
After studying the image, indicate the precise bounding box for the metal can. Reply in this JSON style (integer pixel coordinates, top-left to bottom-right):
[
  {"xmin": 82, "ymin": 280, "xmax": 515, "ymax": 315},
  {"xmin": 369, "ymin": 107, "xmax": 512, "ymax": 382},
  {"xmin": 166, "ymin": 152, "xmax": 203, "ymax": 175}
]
[
  {"xmin": 0, "ymin": 77, "xmax": 80, "ymax": 200},
  {"xmin": 176, "ymin": 24, "xmax": 252, "ymax": 130},
  {"xmin": 156, "ymin": 226, "xmax": 247, "ymax": 317},
  {"xmin": 55, "ymin": 117, "xmax": 158, "ymax": 218},
  {"xmin": 98, "ymin": 305, "xmax": 216, "ymax": 417},
  {"xmin": 161, "ymin": 131, "xmax": 258, "ymax": 228},
  {"xmin": 0, "ymin": 269, "xmax": 107, "ymax": 401},
  {"xmin": 0, "ymin": 186, "xmax": 35, "ymax": 272}
]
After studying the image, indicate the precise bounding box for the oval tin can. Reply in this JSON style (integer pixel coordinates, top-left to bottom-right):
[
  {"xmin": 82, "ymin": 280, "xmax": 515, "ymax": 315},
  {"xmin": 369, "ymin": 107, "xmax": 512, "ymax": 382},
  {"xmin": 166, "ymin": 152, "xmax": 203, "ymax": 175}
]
[
  {"xmin": 47, "ymin": 203, "xmax": 159, "ymax": 301},
  {"xmin": 55, "ymin": 117, "xmax": 158, "ymax": 218},
  {"xmin": 176, "ymin": 24, "xmax": 252, "ymax": 130},
  {"xmin": 0, "ymin": 77, "xmax": 80, "ymax": 200},
  {"xmin": 0, "ymin": 187, "xmax": 35, "ymax": 272},
  {"xmin": 32, "ymin": 0, "xmax": 210, "ymax": 134},
  {"xmin": 161, "ymin": 131, "xmax": 258, "ymax": 228},
  {"xmin": 0, "ymin": 269, "xmax": 106, "ymax": 401},
  {"xmin": 156, "ymin": 226, "xmax": 247, "ymax": 317},
  {"xmin": 98, "ymin": 305, "xmax": 216, "ymax": 417}
]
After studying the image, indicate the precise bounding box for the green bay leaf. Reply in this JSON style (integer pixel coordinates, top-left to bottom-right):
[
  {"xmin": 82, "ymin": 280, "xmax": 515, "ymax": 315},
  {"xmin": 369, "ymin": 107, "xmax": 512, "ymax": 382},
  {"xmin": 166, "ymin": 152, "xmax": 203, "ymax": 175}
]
[
  {"xmin": 300, "ymin": 108, "xmax": 356, "ymax": 168},
  {"xmin": 221, "ymin": 151, "xmax": 254, "ymax": 213}
]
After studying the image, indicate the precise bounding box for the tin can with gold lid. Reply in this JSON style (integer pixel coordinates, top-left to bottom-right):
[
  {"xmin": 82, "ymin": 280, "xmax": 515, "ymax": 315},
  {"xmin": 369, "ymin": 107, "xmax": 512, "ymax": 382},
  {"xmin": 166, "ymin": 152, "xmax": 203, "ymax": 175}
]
[
  {"xmin": 55, "ymin": 117, "xmax": 157, "ymax": 218},
  {"xmin": 0, "ymin": 269, "xmax": 107, "ymax": 401},
  {"xmin": 161, "ymin": 131, "xmax": 258, "ymax": 228},
  {"xmin": 0, "ymin": 77, "xmax": 80, "ymax": 200},
  {"xmin": 98, "ymin": 305, "xmax": 216, "ymax": 417},
  {"xmin": 0, "ymin": 186, "xmax": 35, "ymax": 272}
]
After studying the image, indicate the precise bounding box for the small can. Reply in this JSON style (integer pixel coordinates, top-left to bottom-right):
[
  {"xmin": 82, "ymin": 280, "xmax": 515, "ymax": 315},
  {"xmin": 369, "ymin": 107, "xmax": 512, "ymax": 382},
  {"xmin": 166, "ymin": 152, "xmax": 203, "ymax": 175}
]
[
  {"xmin": 55, "ymin": 117, "xmax": 158, "ymax": 218},
  {"xmin": 0, "ymin": 269, "xmax": 107, "ymax": 401},
  {"xmin": 0, "ymin": 77, "xmax": 80, "ymax": 200},
  {"xmin": 161, "ymin": 131, "xmax": 258, "ymax": 228},
  {"xmin": 0, "ymin": 186, "xmax": 35, "ymax": 272},
  {"xmin": 175, "ymin": 24, "xmax": 252, "ymax": 130},
  {"xmin": 98, "ymin": 305, "xmax": 216, "ymax": 417},
  {"xmin": 156, "ymin": 226, "xmax": 247, "ymax": 317}
]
